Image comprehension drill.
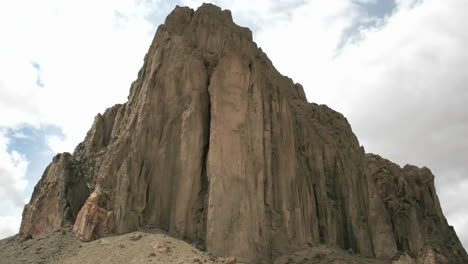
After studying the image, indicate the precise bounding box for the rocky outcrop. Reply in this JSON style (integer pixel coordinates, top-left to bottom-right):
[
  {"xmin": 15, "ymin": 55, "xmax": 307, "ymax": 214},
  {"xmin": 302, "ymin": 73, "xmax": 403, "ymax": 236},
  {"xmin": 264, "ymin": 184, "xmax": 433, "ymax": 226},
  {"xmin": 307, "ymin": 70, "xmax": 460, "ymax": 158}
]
[
  {"xmin": 73, "ymin": 188, "xmax": 113, "ymax": 241},
  {"xmin": 19, "ymin": 153, "xmax": 89, "ymax": 237},
  {"xmin": 366, "ymin": 154, "xmax": 468, "ymax": 263},
  {"xmin": 19, "ymin": 3, "xmax": 467, "ymax": 263}
]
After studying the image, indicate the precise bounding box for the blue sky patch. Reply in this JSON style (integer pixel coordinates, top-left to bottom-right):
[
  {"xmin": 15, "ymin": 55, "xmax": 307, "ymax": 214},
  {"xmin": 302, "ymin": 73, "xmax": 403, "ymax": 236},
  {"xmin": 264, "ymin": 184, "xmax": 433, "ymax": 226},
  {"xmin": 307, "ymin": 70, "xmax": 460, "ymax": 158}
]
[
  {"xmin": 336, "ymin": 0, "xmax": 396, "ymax": 51},
  {"xmin": 359, "ymin": 0, "xmax": 396, "ymax": 18},
  {"xmin": 6, "ymin": 125, "xmax": 64, "ymax": 195},
  {"xmin": 31, "ymin": 61, "xmax": 44, "ymax": 88}
]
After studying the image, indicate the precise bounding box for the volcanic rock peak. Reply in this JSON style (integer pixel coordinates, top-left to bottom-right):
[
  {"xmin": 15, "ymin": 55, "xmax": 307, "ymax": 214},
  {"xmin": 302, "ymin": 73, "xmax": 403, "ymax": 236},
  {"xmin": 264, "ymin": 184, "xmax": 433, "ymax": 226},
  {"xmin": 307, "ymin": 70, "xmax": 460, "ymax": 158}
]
[{"xmin": 19, "ymin": 4, "xmax": 467, "ymax": 264}]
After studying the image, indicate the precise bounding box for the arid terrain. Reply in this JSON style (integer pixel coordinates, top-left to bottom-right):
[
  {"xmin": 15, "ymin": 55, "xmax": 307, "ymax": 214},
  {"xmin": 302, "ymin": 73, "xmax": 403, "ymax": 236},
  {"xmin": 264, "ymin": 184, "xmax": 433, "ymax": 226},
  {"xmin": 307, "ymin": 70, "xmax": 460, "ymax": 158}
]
[{"xmin": 0, "ymin": 227, "xmax": 397, "ymax": 264}]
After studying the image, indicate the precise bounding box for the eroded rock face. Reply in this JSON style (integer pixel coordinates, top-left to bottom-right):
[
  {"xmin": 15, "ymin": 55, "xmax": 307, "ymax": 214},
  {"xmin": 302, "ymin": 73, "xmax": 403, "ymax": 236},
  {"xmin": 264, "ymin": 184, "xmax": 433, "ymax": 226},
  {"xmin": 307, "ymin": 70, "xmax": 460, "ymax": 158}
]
[
  {"xmin": 19, "ymin": 3, "xmax": 467, "ymax": 263},
  {"xmin": 73, "ymin": 188, "xmax": 113, "ymax": 241},
  {"xmin": 19, "ymin": 153, "xmax": 89, "ymax": 237},
  {"xmin": 366, "ymin": 154, "xmax": 468, "ymax": 264}
]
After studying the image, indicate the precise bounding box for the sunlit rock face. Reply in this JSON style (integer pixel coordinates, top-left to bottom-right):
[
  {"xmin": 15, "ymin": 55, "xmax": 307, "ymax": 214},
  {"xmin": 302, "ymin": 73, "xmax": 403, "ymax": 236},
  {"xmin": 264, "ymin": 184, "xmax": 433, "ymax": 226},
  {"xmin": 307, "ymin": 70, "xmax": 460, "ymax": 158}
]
[{"xmin": 19, "ymin": 4, "xmax": 467, "ymax": 263}]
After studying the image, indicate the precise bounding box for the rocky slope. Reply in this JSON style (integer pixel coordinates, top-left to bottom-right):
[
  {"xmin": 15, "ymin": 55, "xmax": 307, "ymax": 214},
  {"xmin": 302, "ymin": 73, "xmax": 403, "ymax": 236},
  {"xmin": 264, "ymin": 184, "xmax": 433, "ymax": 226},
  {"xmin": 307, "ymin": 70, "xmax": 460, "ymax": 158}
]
[
  {"xmin": 0, "ymin": 227, "xmax": 237, "ymax": 264},
  {"xmin": 0, "ymin": 227, "xmax": 390, "ymax": 264},
  {"xmin": 15, "ymin": 4, "xmax": 467, "ymax": 264}
]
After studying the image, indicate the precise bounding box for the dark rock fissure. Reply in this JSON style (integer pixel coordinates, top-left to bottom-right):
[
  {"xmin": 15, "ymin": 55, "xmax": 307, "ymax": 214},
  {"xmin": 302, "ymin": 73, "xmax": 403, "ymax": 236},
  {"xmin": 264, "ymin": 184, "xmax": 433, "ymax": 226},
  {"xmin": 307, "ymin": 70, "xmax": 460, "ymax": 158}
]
[
  {"xmin": 137, "ymin": 159, "xmax": 145, "ymax": 185},
  {"xmin": 428, "ymin": 186, "xmax": 435, "ymax": 203},
  {"xmin": 143, "ymin": 179, "xmax": 150, "ymax": 218},
  {"xmin": 194, "ymin": 66, "xmax": 214, "ymax": 249},
  {"xmin": 196, "ymin": 132, "xmax": 210, "ymax": 249},
  {"xmin": 312, "ymin": 184, "xmax": 324, "ymax": 243}
]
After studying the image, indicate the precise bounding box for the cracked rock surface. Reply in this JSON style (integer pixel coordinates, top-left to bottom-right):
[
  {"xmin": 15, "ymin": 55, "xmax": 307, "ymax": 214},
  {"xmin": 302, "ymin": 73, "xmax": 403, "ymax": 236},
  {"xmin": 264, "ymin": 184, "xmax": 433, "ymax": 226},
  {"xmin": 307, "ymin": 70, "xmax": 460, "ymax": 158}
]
[{"xmin": 16, "ymin": 3, "xmax": 467, "ymax": 264}]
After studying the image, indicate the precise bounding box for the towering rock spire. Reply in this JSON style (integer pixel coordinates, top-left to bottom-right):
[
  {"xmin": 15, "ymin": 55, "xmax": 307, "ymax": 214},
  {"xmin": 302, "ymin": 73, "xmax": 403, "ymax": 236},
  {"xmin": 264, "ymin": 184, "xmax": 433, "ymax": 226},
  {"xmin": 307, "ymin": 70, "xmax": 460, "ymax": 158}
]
[{"xmin": 19, "ymin": 4, "xmax": 467, "ymax": 263}]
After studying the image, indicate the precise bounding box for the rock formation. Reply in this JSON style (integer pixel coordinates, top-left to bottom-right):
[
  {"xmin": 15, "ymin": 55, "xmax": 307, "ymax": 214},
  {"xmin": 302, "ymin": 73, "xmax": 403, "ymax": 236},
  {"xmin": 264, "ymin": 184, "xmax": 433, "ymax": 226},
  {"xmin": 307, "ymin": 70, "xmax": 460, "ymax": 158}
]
[
  {"xmin": 366, "ymin": 154, "xmax": 467, "ymax": 263},
  {"xmin": 19, "ymin": 4, "xmax": 467, "ymax": 264},
  {"xmin": 20, "ymin": 153, "xmax": 89, "ymax": 238}
]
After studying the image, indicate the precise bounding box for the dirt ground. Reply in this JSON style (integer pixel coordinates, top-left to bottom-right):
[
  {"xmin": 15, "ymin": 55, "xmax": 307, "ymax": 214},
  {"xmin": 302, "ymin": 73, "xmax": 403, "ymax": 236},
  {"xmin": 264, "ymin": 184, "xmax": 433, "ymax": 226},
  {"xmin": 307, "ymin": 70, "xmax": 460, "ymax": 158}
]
[
  {"xmin": 0, "ymin": 227, "xmax": 394, "ymax": 264},
  {"xmin": 0, "ymin": 227, "xmax": 80, "ymax": 264},
  {"xmin": 274, "ymin": 245, "xmax": 391, "ymax": 264},
  {"xmin": 0, "ymin": 227, "xmax": 236, "ymax": 264}
]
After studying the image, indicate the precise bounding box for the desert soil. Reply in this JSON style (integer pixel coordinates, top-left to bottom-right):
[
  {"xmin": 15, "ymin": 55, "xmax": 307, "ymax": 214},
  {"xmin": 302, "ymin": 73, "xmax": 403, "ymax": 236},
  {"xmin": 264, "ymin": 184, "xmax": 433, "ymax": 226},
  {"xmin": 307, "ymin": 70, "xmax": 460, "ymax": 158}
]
[{"xmin": 0, "ymin": 227, "xmax": 393, "ymax": 264}]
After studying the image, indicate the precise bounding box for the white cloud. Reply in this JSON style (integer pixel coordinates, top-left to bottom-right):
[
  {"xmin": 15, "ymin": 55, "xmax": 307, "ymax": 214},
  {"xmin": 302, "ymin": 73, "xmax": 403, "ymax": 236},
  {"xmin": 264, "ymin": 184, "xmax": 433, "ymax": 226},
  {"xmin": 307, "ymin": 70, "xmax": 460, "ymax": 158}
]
[
  {"xmin": 12, "ymin": 131, "xmax": 27, "ymax": 139},
  {"xmin": 0, "ymin": 131, "xmax": 28, "ymax": 207},
  {"xmin": 317, "ymin": 0, "xmax": 468, "ymax": 247},
  {"xmin": 0, "ymin": 0, "xmax": 156, "ymax": 152},
  {"xmin": 0, "ymin": 130, "xmax": 28, "ymax": 237},
  {"xmin": 0, "ymin": 210, "xmax": 23, "ymax": 239}
]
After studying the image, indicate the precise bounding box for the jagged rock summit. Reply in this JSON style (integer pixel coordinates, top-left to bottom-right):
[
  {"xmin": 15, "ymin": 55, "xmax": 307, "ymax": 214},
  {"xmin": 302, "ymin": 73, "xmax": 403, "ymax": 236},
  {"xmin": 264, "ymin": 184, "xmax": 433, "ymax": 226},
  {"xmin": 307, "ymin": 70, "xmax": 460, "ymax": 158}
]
[{"xmin": 19, "ymin": 4, "xmax": 467, "ymax": 264}]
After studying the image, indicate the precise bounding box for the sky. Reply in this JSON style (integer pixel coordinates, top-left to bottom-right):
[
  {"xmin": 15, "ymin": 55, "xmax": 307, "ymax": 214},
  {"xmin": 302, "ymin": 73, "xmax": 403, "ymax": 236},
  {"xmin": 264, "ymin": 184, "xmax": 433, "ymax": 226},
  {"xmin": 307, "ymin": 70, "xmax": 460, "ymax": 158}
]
[{"xmin": 0, "ymin": 0, "xmax": 466, "ymax": 249}]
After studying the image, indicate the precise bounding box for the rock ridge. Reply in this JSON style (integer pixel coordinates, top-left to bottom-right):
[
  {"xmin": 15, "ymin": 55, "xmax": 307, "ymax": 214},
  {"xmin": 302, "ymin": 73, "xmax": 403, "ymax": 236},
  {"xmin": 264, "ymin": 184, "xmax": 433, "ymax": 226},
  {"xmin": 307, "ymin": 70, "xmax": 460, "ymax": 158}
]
[{"xmin": 19, "ymin": 3, "xmax": 467, "ymax": 264}]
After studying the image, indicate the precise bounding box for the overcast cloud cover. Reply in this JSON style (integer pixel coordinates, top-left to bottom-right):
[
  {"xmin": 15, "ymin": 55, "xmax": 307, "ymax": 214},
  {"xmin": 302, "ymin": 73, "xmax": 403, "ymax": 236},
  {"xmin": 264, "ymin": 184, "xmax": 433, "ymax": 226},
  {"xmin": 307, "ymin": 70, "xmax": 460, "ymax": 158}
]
[{"xmin": 0, "ymin": 0, "xmax": 467, "ymax": 249}]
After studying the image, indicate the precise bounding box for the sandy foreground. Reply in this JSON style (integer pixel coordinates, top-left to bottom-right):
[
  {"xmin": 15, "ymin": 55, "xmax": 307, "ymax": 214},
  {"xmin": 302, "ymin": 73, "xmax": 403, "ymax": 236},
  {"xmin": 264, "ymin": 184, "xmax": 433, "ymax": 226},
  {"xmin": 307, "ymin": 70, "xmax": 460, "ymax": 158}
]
[{"xmin": 0, "ymin": 227, "xmax": 391, "ymax": 264}]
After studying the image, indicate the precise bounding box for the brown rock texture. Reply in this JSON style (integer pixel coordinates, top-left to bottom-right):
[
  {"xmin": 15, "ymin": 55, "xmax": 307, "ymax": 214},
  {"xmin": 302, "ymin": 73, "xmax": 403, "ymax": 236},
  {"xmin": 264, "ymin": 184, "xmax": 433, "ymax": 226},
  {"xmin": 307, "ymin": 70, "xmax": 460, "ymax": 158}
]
[
  {"xmin": 19, "ymin": 4, "xmax": 467, "ymax": 264},
  {"xmin": 73, "ymin": 188, "xmax": 113, "ymax": 242},
  {"xmin": 366, "ymin": 154, "xmax": 468, "ymax": 263},
  {"xmin": 20, "ymin": 153, "xmax": 89, "ymax": 238}
]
